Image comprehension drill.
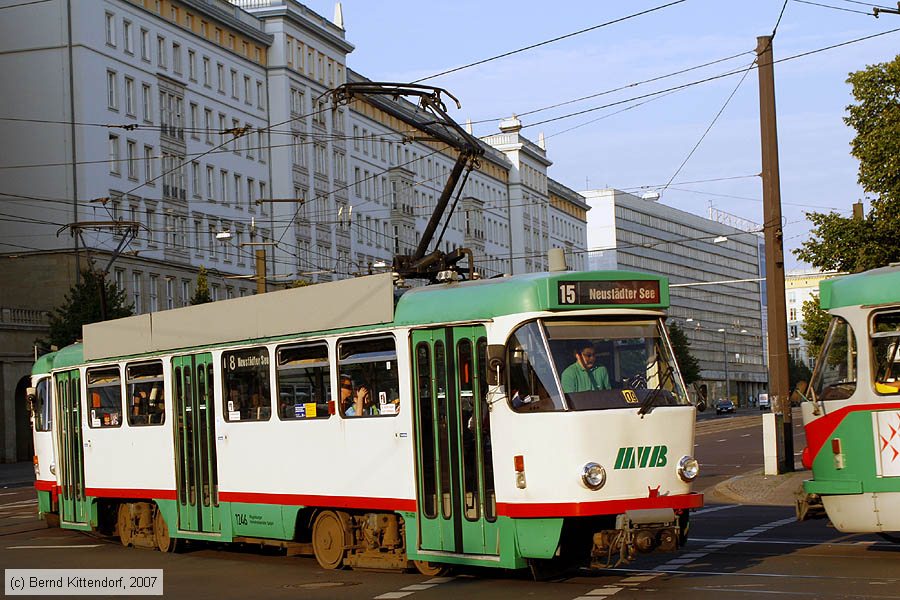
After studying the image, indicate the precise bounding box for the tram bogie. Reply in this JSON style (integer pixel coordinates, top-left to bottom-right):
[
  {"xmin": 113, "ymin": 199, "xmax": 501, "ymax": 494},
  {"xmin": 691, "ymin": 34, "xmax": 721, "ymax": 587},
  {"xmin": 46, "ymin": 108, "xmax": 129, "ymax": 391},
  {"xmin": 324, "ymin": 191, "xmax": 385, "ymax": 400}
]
[{"xmin": 28, "ymin": 270, "xmax": 702, "ymax": 572}]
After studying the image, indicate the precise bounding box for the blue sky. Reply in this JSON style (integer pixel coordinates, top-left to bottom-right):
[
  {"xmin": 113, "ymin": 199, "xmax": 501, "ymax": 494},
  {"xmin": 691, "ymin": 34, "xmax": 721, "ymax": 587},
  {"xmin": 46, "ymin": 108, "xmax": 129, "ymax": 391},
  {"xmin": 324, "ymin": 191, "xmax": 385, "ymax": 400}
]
[{"xmin": 303, "ymin": 0, "xmax": 899, "ymax": 269}]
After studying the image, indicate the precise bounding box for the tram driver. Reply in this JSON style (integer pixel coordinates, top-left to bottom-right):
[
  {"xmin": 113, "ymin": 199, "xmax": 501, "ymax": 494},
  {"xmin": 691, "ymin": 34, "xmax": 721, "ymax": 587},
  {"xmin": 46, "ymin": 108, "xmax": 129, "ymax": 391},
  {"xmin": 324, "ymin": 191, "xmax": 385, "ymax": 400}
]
[{"xmin": 561, "ymin": 340, "xmax": 611, "ymax": 393}]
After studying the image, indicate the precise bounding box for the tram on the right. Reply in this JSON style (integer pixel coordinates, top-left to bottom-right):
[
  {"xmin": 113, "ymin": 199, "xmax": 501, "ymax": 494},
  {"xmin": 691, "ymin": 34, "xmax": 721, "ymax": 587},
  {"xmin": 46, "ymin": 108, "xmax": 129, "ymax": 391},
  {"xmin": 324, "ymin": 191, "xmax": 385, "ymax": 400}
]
[{"xmin": 800, "ymin": 263, "xmax": 900, "ymax": 534}]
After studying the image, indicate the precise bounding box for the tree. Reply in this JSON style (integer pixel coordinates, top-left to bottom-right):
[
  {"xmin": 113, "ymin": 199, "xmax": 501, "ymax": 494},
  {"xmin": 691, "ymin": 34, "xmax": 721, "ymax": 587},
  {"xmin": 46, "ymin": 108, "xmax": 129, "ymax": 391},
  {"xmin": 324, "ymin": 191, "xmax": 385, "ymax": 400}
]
[
  {"xmin": 794, "ymin": 55, "xmax": 900, "ymax": 272},
  {"xmin": 800, "ymin": 295, "xmax": 831, "ymax": 360},
  {"xmin": 667, "ymin": 322, "xmax": 701, "ymax": 385},
  {"xmin": 190, "ymin": 266, "xmax": 212, "ymax": 305},
  {"xmin": 46, "ymin": 269, "xmax": 133, "ymax": 348},
  {"xmin": 788, "ymin": 353, "xmax": 812, "ymax": 392}
]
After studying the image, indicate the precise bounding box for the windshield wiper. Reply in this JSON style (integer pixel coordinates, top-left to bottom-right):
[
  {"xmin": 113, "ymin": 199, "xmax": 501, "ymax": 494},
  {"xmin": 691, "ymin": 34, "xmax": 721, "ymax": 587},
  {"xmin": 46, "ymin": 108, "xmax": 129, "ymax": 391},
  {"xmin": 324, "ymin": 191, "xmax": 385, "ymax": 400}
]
[{"xmin": 637, "ymin": 365, "xmax": 675, "ymax": 416}]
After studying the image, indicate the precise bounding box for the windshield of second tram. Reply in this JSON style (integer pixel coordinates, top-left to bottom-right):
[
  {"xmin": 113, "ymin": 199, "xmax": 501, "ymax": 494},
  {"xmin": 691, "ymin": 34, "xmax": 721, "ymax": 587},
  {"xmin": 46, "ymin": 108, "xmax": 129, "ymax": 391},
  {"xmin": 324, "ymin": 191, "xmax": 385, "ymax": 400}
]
[{"xmin": 506, "ymin": 318, "xmax": 690, "ymax": 412}]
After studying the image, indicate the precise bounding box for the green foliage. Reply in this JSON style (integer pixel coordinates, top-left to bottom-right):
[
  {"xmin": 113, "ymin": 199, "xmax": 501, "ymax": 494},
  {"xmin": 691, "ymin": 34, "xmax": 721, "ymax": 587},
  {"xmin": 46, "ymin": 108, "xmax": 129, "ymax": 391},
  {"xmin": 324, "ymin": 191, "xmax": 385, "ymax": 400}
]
[
  {"xmin": 46, "ymin": 269, "xmax": 133, "ymax": 348},
  {"xmin": 667, "ymin": 322, "xmax": 701, "ymax": 385},
  {"xmin": 800, "ymin": 295, "xmax": 831, "ymax": 359},
  {"xmin": 190, "ymin": 266, "xmax": 212, "ymax": 305},
  {"xmin": 795, "ymin": 55, "xmax": 900, "ymax": 272}
]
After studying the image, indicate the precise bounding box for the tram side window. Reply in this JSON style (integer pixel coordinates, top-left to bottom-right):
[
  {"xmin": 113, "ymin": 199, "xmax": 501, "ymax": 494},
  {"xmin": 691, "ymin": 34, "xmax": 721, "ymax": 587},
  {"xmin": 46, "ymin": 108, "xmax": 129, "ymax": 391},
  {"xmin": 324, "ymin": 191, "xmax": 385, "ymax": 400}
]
[
  {"xmin": 86, "ymin": 366, "xmax": 123, "ymax": 428},
  {"xmin": 276, "ymin": 343, "xmax": 331, "ymax": 420},
  {"xmin": 32, "ymin": 378, "xmax": 51, "ymax": 432},
  {"xmin": 811, "ymin": 317, "xmax": 857, "ymax": 401},
  {"xmin": 506, "ymin": 321, "xmax": 566, "ymax": 412},
  {"xmin": 126, "ymin": 361, "xmax": 165, "ymax": 426},
  {"xmin": 872, "ymin": 311, "xmax": 900, "ymax": 395},
  {"xmin": 338, "ymin": 336, "xmax": 399, "ymax": 418},
  {"xmin": 222, "ymin": 347, "xmax": 272, "ymax": 422}
]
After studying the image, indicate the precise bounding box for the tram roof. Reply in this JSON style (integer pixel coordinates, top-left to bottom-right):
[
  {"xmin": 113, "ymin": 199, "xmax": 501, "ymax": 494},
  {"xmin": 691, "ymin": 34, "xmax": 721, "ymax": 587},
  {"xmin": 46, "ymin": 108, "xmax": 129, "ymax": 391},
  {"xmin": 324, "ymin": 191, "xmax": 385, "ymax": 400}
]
[
  {"xmin": 820, "ymin": 263, "xmax": 900, "ymax": 310},
  {"xmin": 31, "ymin": 350, "xmax": 58, "ymax": 376}
]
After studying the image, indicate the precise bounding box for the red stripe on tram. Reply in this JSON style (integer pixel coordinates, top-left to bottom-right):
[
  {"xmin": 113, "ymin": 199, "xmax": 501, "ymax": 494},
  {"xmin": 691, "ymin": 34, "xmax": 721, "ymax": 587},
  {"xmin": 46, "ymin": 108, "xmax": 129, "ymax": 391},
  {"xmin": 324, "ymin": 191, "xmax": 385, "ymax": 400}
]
[
  {"xmin": 496, "ymin": 492, "xmax": 704, "ymax": 518},
  {"xmin": 85, "ymin": 488, "xmax": 178, "ymax": 501},
  {"xmin": 804, "ymin": 402, "xmax": 900, "ymax": 463},
  {"xmin": 34, "ymin": 480, "xmax": 55, "ymax": 492},
  {"xmin": 219, "ymin": 491, "xmax": 417, "ymax": 512}
]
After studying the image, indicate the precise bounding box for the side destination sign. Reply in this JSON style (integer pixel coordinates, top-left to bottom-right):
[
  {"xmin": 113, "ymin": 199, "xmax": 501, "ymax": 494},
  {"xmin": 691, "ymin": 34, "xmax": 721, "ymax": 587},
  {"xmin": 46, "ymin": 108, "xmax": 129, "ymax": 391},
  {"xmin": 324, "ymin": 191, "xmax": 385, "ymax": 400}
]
[{"xmin": 558, "ymin": 280, "xmax": 661, "ymax": 306}]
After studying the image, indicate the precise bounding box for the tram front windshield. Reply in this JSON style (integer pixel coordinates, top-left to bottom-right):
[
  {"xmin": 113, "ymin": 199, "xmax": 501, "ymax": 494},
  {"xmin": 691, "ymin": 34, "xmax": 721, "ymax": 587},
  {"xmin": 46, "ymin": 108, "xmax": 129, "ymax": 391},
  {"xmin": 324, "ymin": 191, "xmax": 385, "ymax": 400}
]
[{"xmin": 506, "ymin": 319, "xmax": 690, "ymax": 412}]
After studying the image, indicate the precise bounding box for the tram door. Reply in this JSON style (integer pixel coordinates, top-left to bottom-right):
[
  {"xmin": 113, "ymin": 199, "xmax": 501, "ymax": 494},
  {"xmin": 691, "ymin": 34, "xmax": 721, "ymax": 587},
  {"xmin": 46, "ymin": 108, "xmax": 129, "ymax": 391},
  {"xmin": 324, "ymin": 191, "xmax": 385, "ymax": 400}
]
[
  {"xmin": 55, "ymin": 370, "xmax": 88, "ymax": 526},
  {"xmin": 172, "ymin": 353, "xmax": 220, "ymax": 533},
  {"xmin": 411, "ymin": 326, "xmax": 498, "ymax": 555}
]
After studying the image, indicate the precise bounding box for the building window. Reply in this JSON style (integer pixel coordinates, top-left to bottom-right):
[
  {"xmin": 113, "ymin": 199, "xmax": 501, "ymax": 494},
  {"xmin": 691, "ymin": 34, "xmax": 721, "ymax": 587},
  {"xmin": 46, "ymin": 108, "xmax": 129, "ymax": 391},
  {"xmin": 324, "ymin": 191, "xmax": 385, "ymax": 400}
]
[
  {"xmin": 230, "ymin": 69, "xmax": 238, "ymax": 98},
  {"xmin": 257, "ymin": 81, "xmax": 264, "ymax": 108},
  {"xmin": 106, "ymin": 71, "xmax": 117, "ymax": 109},
  {"xmin": 181, "ymin": 280, "xmax": 190, "ymax": 307},
  {"xmin": 126, "ymin": 140, "xmax": 137, "ymax": 179},
  {"xmin": 204, "ymin": 108, "xmax": 212, "ymax": 143},
  {"xmin": 109, "ymin": 135, "xmax": 120, "ymax": 174},
  {"xmin": 190, "ymin": 103, "xmax": 199, "ymax": 139},
  {"xmin": 132, "ymin": 272, "xmax": 142, "ymax": 313},
  {"xmin": 105, "ymin": 12, "xmax": 116, "ymax": 47},
  {"xmin": 191, "ymin": 162, "xmax": 200, "ymax": 197},
  {"xmin": 123, "ymin": 20, "xmax": 132, "ymax": 53},
  {"xmin": 202, "ymin": 56, "xmax": 210, "ymax": 86},
  {"xmin": 166, "ymin": 278, "xmax": 174, "ymax": 309},
  {"xmin": 220, "ymin": 170, "xmax": 228, "ymax": 204},
  {"xmin": 141, "ymin": 84, "xmax": 151, "ymax": 122},
  {"xmin": 206, "ymin": 165, "xmax": 215, "ymax": 200},
  {"xmin": 124, "ymin": 77, "xmax": 135, "ymax": 116},
  {"xmin": 217, "ymin": 63, "xmax": 224, "ymax": 93},
  {"xmin": 244, "ymin": 76, "xmax": 251, "ymax": 104},
  {"xmin": 140, "ymin": 28, "xmax": 150, "ymax": 61},
  {"xmin": 172, "ymin": 43, "xmax": 182, "ymax": 74},
  {"xmin": 149, "ymin": 275, "xmax": 159, "ymax": 312},
  {"xmin": 188, "ymin": 50, "xmax": 196, "ymax": 80},
  {"xmin": 157, "ymin": 36, "xmax": 166, "ymax": 68}
]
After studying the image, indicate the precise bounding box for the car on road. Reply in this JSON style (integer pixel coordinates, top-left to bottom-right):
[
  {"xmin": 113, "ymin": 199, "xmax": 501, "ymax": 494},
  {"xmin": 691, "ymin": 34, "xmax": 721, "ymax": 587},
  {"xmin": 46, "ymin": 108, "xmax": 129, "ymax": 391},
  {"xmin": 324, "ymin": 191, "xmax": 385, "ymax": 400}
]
[
  {"xmin": 758, "ymin": 393, "xmax": 770, "ymax": 411},
  {"xmin": 715, "ymin": 398, "xmax": 736, "ymax": 415}
]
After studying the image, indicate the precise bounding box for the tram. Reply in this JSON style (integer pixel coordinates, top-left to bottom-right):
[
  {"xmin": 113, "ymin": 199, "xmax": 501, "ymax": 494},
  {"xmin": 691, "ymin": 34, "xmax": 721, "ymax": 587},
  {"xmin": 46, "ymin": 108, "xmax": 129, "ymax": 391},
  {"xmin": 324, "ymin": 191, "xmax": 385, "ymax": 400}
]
[
  {"xmin": 28, "ymin": 269, "xmax": 702, "ymax": 573},
  {"xmin": 800, "ymin": 263, "xmax": 900, "ymax": 534}
]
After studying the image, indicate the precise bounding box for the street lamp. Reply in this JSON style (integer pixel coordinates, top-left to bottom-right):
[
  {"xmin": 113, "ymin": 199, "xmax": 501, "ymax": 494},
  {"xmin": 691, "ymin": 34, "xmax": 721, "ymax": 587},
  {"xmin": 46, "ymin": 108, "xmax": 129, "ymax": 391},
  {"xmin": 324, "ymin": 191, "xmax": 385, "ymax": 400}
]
[{"xmin": 717, "ymin": 328, "xmax": 729, "ymax": 403}]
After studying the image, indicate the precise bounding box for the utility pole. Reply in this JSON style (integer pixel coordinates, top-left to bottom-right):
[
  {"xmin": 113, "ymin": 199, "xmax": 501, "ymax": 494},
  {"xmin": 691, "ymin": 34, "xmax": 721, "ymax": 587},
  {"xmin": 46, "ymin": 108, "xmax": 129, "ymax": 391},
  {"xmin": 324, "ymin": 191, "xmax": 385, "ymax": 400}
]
[
  {"xmin": 757, "ymin": 35, "xmax": 793, "ymax": 473},
  {"xmin": 873, "ymin": 2, "xmax": 900, "ymax": 17},
  {"xmin": 255, "ymin": 249, "xmax": 266, "ymax": 295}
]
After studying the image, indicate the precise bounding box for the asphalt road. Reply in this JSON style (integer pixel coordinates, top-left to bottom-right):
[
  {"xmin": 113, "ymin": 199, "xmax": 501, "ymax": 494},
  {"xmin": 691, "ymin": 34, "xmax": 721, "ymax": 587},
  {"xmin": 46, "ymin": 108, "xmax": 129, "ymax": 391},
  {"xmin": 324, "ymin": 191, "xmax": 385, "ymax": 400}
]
[{"xmin": 2, "ymin": 410, "xmax": 897, "ymax": 599}]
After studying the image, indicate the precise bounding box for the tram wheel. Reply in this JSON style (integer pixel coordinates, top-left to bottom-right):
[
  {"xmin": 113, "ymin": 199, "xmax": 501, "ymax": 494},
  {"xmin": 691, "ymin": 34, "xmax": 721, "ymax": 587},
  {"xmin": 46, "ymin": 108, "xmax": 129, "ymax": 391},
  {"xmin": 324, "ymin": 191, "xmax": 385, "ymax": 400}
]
[
  {"xmin": 412, "ymin": 560, "xmax": 449, "ymax": 577},
  {"xmin": 312, "ymin": 510, "xmax": 348, "ymax": 569},
  {"xmin": 153, "ymin": 508, "xmax": 180, "ymax": 553},
  {"xmin": 117, "ymin": 504, "xmax": 133, "ymax": 547}
]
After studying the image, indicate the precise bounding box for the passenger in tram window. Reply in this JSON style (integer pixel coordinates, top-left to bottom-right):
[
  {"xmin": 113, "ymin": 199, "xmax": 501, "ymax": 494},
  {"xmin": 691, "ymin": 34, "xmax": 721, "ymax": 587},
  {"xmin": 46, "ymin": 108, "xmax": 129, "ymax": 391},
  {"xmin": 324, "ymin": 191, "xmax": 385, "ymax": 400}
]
[
  {"xmin": 341, "ymin": 375, "xmax": 376, "ymax": 417},
  {"xmin": 560, "ymin": 341, "xmax": 610, "ymax": 393}
]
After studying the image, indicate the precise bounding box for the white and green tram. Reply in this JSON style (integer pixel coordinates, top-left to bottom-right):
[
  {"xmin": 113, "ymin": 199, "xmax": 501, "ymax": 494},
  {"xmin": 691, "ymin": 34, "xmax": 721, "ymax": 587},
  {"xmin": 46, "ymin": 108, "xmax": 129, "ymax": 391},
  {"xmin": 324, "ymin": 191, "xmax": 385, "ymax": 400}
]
[{"xmin": 29, "ymin": 270, "xmax": 702, "ymax": 573}]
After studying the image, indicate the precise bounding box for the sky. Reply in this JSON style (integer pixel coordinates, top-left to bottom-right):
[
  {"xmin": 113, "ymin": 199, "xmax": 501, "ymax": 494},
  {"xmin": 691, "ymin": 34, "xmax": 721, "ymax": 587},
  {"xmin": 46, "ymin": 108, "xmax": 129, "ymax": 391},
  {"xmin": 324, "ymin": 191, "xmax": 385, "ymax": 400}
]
[{"xmin": 301, "ymin": 0, "xmax": 899, "ymax": 270}]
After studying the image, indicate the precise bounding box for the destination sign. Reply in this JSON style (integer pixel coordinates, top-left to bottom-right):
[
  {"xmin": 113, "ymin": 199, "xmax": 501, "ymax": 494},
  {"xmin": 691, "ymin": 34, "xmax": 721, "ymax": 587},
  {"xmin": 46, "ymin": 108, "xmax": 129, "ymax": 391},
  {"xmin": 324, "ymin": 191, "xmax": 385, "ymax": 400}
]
[{"xmin": 557, "ymin": 280, "xmax": 661, "ymax": 306}]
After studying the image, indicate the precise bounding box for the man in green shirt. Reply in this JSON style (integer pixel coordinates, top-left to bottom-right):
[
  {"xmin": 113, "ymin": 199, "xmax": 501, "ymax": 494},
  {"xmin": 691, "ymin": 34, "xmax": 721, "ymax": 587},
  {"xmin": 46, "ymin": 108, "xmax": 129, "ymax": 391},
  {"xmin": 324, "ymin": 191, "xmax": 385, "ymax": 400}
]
[{"xmin": 561, "ymin": 341, "xmax": 610, "ymax": 393}]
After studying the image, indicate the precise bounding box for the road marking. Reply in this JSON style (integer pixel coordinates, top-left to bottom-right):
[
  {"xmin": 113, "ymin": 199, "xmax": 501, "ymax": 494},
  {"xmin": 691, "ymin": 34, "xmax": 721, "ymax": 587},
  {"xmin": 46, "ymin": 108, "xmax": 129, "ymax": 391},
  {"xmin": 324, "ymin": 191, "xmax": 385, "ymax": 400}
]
[
  {"xmin": 374, "ymin": 577, "xmax": 455, "ymax": 600},
  {"xmin": 653, "ymin": 516, "xmax": 796, "ymax": 573},
  {"xmin": 716, "ymin": 439, "xmax": 728, "ymax": 442},
  {"xmin": 741, "ymin": 434, "xmax": 751, "ymax": 437},
  {"xmin": 693, "ymin": 504, "xmax": 741, "ymax": 516},
  {"xmin": 0, "ymin": 499, "xmax": 37, "ymax": 507}
]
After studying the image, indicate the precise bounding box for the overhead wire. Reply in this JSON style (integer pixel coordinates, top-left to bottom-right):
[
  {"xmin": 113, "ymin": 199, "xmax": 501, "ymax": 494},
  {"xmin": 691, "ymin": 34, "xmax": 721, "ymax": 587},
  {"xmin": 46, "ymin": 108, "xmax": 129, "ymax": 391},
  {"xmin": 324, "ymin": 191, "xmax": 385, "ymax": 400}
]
[{"xmin": 411, "ymin": 0, "xmax": 688, "ymax": 84}]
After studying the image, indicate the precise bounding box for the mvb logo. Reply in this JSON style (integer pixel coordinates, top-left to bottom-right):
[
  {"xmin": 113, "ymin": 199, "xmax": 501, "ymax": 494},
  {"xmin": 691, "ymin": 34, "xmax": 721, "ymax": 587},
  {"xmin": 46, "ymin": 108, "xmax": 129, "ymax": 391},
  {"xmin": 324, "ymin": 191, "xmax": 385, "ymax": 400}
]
[{"xmin": 614, "ymin": 445, "xmax": 668, "ymax": 469}]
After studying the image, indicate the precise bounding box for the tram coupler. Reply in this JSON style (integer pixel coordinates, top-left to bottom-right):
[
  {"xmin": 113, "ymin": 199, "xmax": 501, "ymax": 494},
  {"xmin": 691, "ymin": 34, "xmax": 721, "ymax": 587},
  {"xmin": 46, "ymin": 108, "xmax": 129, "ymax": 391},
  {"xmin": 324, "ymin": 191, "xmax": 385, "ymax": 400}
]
[{"xmin": 590, "ymin": 508, "xmax": 680, "ymax": 568}]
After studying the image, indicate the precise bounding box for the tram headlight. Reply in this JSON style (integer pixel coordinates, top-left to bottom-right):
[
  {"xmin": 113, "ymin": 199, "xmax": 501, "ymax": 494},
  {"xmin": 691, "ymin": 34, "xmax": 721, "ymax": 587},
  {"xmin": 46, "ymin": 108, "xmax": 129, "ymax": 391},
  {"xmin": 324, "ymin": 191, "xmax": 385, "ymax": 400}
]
[
  {"xmin": 581, "ymin": 462, "xmax": 607, "ymax": 490},
  {"xmin": 677, "ymin": 455, "xmax": 700, "ymax": 482}
]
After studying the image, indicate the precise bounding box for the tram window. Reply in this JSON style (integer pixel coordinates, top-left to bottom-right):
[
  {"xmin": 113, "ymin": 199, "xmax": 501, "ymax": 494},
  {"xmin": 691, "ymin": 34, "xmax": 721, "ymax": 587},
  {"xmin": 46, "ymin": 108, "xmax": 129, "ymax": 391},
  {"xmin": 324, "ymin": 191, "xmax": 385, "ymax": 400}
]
[
  {"xmin": 872, "ymin": 311, "xmax": 900, "ymax": 395},
  {"xmin": 811, "ymin": 317, "xmax": 857, "ymax": 401},
  {"xmin": 222, "ymin": 347, "xmax": 272, "ymax": 421},
  {"xmin": 276, "ymin": 343, "xmax": 331, "ymax": 420},
  {"xmin": 337, "ymin": 336, "xmax": 399, "ymax": 418},
  {"xmin": 506, "ymin": 321, "xmax": 566, "ymax": 412},
  {"xmin": 458, "ymin": 339, "xmax": 481, "ymax": 521},
  {"xmin": 415, "ymin": 342, "xmax": 437, "ymax": 519},
  {"xmin": 125, "ymin": 361, "xmax": 165, "ymax": 426},
  {"xmin": 477, "ymin": 338, "xmax": 496, "ymax": 522},
  {"xmin": 86, "ymin": 366, "xmax": 123, "ymax": 428},
  {"xmin": 33, "ymin": 378, "xmax": 51, "ymax": 432}
]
